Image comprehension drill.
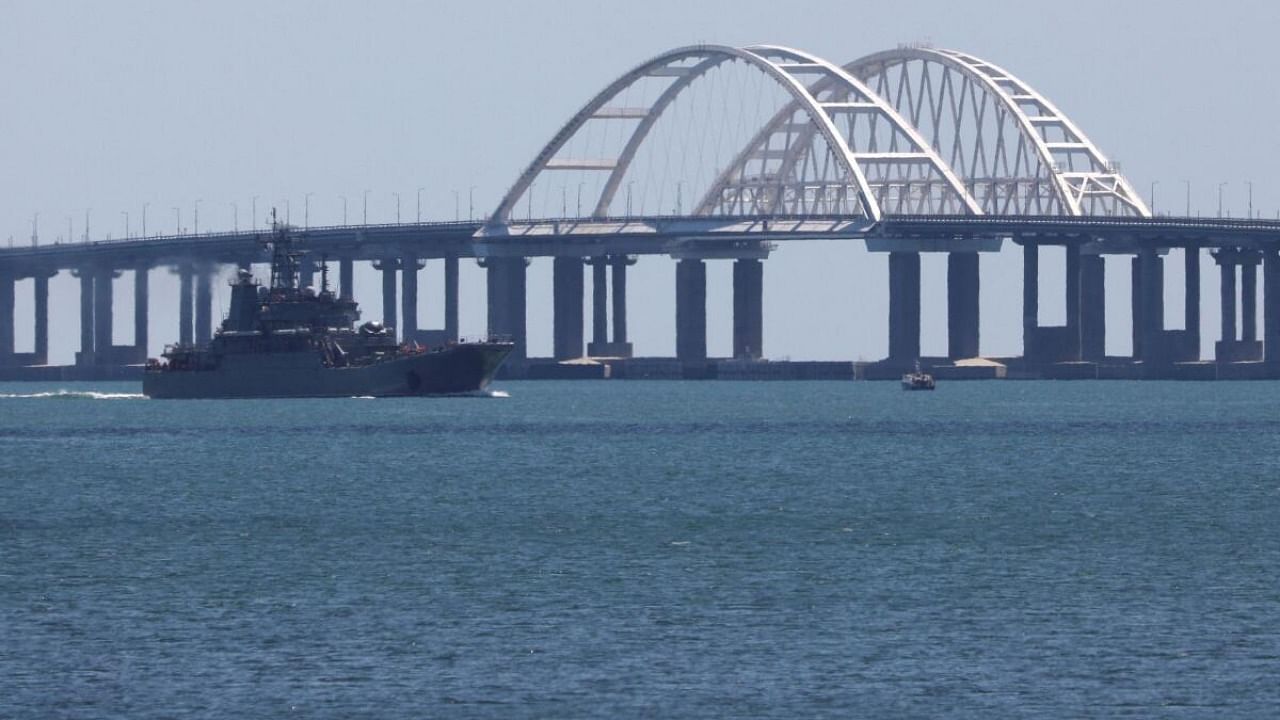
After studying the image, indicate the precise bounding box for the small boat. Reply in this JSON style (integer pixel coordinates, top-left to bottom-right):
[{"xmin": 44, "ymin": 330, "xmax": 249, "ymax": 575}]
[{"xmin": 901, "ymin": 361, "xmax": 935, "ymax": 391}]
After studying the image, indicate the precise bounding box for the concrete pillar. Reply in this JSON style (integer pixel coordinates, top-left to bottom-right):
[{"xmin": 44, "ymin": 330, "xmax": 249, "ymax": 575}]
[
  {"xmin": 298, "ymin": 256, "xmax": 316, "ymax": 289},
  {"xmin": 889, "ymin": 251, "xmax": 921, "ymax": 363},
  {"xmin": 444, "ymin": 255, "xmax": 459, "ymax": 342},
  {"xmin": 34, "ymin": 273, "xmax": 49, "ymax": 365},
  {"xmin": 401, "ymin": 254, "xmax": 420, "ymax": 340},
  {"xmin": 134, "ymin": 266, "xmax": 149, "ymax": 355},
  {"xmin": 1265, "ymin": 251, "xmax": 1280, "ymax": 363},
  {"xmin": 379, "ymin": 260, "xmax": 398, "ymax": 338},
  {"xmin": 339, "ymin": 257, "xmax": 355, "ymax": 300},
  {"xmin": 1081, "ymin": 254, "xmax": 1106, "ymax": 361},
  {"xmin": 675, "ymin": 258, "xmax": 707, "ymax": 361},
  {"xmin": 591, "ymin": 260, "xmax": 608, "ymax": 346},
  {"xmin": 1131, "ymin": 256, "xmax": 1144, "ymax": 359},
  {"xmin": 1242, "ymin": 254, "xmax": 1259, "ymax": 343},
  {"xmin": 178, "ymin": 266, "xmax": 193, "ymax": 345},
  {"xmin": 612, "ymin": 257, "xmax": 628, "ymax": 344},
  {"xmin": 1140, "ymin": 248, "xmax": 1164, "ymax": 363},
  {"xmin": 946, "ymin": 252, "xmax": 979, "ymax": 359},
  {"xmin": 552, "ymin": 256, "xmax": 584, "ymax": 360},
  {"xmin": 1219, "ymin": 253, "xmax": 1237, "ymax": 343},
  {"xmin": 1065, "ymin": 243, "xmax": 1082, "ymax": 361},
  {"xmin": 1184, "ymin": 247, "xmax": 1200, "ymax": 356},
  {"xmin": 486, "ymin": 257, "xmax": 526, "ymax": 360},
  {"xmin": 0, "ymin": 273, "xmax": 14, "ymax": 359},
  {"xmin": 93, "ymin": 267, "xmax": 114, "ymax": 362},
  {"xmin": 732, "ymin": 258, "xmax": 763, "ymax": 359},
  {"xmin": 1022, "ymin": 243, "xmax": 1038, "ymax": 360},
  {"xmin": 195, "ymin": 269, "xmax": 213, "ymax": 345},
  {"xmin": 79, "ymin": 271, "xmax": 95, "ymax": 363}
]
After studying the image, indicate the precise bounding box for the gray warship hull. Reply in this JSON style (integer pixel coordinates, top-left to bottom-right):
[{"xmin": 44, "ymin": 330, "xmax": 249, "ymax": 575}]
[{"xmin": 144, "ymin": 342, "xmax": 512, "ymax": 399}]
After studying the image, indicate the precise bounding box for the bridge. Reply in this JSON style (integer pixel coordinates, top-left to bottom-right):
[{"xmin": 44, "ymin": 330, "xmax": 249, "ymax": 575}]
[{"xmin": 3, "ymin": 43, "xmax": 1279, "ymax": 379}]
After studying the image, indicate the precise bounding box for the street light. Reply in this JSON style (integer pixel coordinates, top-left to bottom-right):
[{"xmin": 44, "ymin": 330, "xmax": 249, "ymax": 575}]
[
  {"xmin": 1183, "ymin": 180, "xmax": 1190, "ymax": 216},
  {"xmin": 453, "ymin": 189, "xmax": 459, "ymax": 221},
  {"xmin": 561, "ymin": 184, "xmax": 567, "ymax": 217},
  {"xmin": 393, "ymin": 191, "xmax": 401, "ymax": 224},
  {"xmin": 416, "ymin": 187, "xmax": 425, "ymax": 223},
  {"xmin": 1150, "ymin": 180, "xmax": 1158, "ymax": 215},
  {"xmin": 142, "ymin": 202, "xmax": 149, "ymax": 237},
  {"xmin": 577, "ymin": 182, "xmax": 584, "ymax": 217},
  {"xmin": 31, "ymin": 212, "xmax": 38, "ymax": 247},
  {"xmin": 304, "ymin": 192, "xmax": 314, "ymax": 229},
  {"xmin": 121, "ymin": 211, "xmax": 129, "ymax": 239},
  {"xmin": 363, "ymin": 189, "xmax": 370, "ymax": 224},
  {"xmin": 1247, "ymin": 180, "xmax": 1254, "ymax": 219},
  {"xmin": 194, "ymin": 199, "xmax": 202, "ymax": 235},
  {"xmin": 340, "ymin": 195, "xmax": 348, "ymax": 225},
  {"xmin": 469, "ymin": 186, "xmax": 476, "ymax": 221},
  {"xmin": 251, "ymin": 196, "xmax": 259, "ymax": 231},
  {"xmin": 231, "ymin": 202, "xmax": 238, "ymax": 232},
  {"xmin": 84, "ymin": 208, "xmax": 91, "ymax": 242},
  {"xmin": 626, "ymin": 181, "xmax": 634, "ymax": 216},
  {"xmin": 172, "ymin": 207, "xmax": 181, "ymax": 235},
  {"xmin": 1218, "ymin": 181, "xmax": 1228, "ymax": 218}
]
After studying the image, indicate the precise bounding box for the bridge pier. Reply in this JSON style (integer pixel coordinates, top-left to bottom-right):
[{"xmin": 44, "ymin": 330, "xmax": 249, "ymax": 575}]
[
  {"xmin": 34, "ymin": 273, "xmax": 50, "ymax": 365},
  {"xmin": 1266, "ymin": 250, "xmax": 1280, "ymax": 364},
  {"xmin": 1022, "ymin": 243, "xmax": 1038, "ymax": 360},
  {"xmin": 676, "ymin": 258, "xmax": 707, "ymax": 361},
  {"xmin": 1137, "ymin": 248, "xmax": 1165, "ymax": 365},
  {"xmin": 1242, "ymin": 254, "xmax": 1259, "ymax": 343},
  {"xmin": 298, "ymin": 255, "xmax": 316, "ymax": 289},
  {"xmin": 486, "ymin": 257, "xmax": 527, "ymax": 360},
  {"xmin": 339, "ymin": 257, "xmax": 355, "ymax": 301},
  {"xmin": 1185, "ymin": 247, "xmax": 1201, "ymax": 358},
  {"xmin": 1214, "ymin": 249, "xmax": 1263, "ymax": 362},
  {"xmin": 888, "ymin": 251, "xmax": 921, "ymax": 365},
  {"xmin": 374, "ymin": 259, "xmax": 399, "ymax": 338},
  {"xmin": 195, "ymin": 268, "xmax": 213, "ymax": 345},
  {"xmin": 590, "ymin": 259, "xmax": 607, "ymax": 349},
  {"xmin": 946, "ymin": 252, "xmax": 979, "ymax": 359},
  {"xmin": 177, "ymin": 265, "xmax": 194, "ymax": 346},
  {"xmin": 587, "ymin": 256, "xmax": 633, "ymax": 357},
  {"xmin": 1081, "ymin": 254, "xmax": 1106, "ymax": 361},
  {"xmin": 733, "ymin": 258, "xmax": 763, "ymax": 359},
  {"xmin": 0, "ymin": 272, "xmax": 14, "ymax": 363},
  {"xmin": 552, "ymin": 256, "xmax": 584, "ymax": 360},
  {"xmin": 444, "ymin": 255, "xmax": 459, "ymax": 342},
  {"xmin": 401, "ymin": 254, "xmax": 426, "ymax": 342},
  {"xmin": 134, "ymin": 266, "xmax": 149, "ymax": 359},
  {"xmin": 94, "ymin": 267, "xmax": 115, "ymax": 364},
  {"xmin": 612, "ymin": 257, "xmax": 630, "ymax": 350},
  {"xmin": 76, "ymin": 270, "xmax": 94, "ymax": 364}
]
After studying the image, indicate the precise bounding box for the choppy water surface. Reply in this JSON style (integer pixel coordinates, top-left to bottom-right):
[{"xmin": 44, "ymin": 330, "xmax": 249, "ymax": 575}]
[{"xmin": 3, "ymin": 380, "xmax": 1279, "ymax": 718}]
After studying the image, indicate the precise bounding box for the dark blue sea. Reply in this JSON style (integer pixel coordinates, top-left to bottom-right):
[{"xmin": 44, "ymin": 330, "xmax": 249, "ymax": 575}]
[{"xmin": 3, "ymin": 380, "xmax": 1279, "ymax": 718}]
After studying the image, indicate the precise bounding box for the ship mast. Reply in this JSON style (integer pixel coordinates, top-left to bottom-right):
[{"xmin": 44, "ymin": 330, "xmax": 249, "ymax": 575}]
[{"xmin": 267, "ymin": 209, "xmax": 302, "ymax": 291}]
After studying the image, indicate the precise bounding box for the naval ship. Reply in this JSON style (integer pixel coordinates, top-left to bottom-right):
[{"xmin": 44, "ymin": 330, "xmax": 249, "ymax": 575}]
[{"xmin": 143, "ymin": 219, "xmax": 513, "ymax": 399}]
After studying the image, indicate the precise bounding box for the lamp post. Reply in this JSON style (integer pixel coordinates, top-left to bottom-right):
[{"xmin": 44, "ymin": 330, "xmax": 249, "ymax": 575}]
[
  {"xmin": 251, "ymin": 196, "xmax": 258, "ymax": 231},
  {"xmin": 1150, "ymin": 180, "xmax": 1158, "ymax": 215},
  {"xmin": 142, "ymin": 202, "xmax": 149, "ymax": 237},
  {"xmin": 31, "ymin": 212, "xmax": 38, "ymax": 247},
  {"xmin": 231, "ymin": 202, "xmax": 238, "ymax": 232},
  {"xmin": 393, "ymin": 191, "xmax": 401, "ymax": 224},
  {"xmin": 469, "ymin": 186, "xmax": 475, "ymax": 221},
  {"xmin": 561, "ymin": 184, "xmax": 567, "ymax": 217},
  {"xmin": 340, "ymin": 196, "xmax": 348, "ymax": 225},
  {"xmin": 363, "ymin": 189, "xmax": 370, "ymax": 224},
  {"xmin": 1247, "ymin": 181, "xmax": 1254, "ymax": 219},
  {"xmin": 453, "ymin": 190, "xmax": 459, "ymax": 221},
  {"xmin": 1183, "ymin": 180, "xmax": 1190, "ymax": 216},
  {"xmin": 194, "ymin": 199, "xmax": 202, "ymax": 235},
  {"xmin": 576, "ymin": 182, "xmax": 583, "ymax": 217},
  {"xmin": 416, "ymin": 187, "xmax": 424, "ymax": 223},
  {"xmin": 172, "ymin": 207, "xmax": 181, "ymax": 235},
  {"xmin": 626, "ymin": 181, "xmax": 634, "ymax": 216},
  {"xmin": 122, "ymin": 211, "xmax": 129, "ymax": 239},
  {"xmin": 84, "ymin": 208, "xmax": 91, "ymax": 242},
  {"xmin": 1218, "ymin": 181, "xmax": 1228, "ymax": 218},
  {"xmin": 305, "ymin": 192, "xmax": 314, "ymax": 229}
]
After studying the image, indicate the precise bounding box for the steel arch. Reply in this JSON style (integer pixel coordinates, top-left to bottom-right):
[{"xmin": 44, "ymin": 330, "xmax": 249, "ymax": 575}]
[
  {"xmin": 844, "ymin": 47, "xmax": 1149, "ymax": 217},
  {"xmin": 490, "ymin": 44, "xmax": 978, "ymax": 224},
  {"xmin": 696, "ymin": 45, "xmax": 981, "ymax": 217}
]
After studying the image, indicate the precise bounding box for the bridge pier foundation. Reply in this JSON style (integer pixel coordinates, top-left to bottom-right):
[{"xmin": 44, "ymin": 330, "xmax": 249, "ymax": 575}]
[
  {"xmin": 733, "ymin": 258, "xmax": 763, "ymax": 359},
  {"xmin": 195, "ymin": 268, "xmax": 213, "ymax": 345},
  {"xmin": 676, "ymin": 258, "xmax": 707, "ymax": 361},
  {"xmin": 946, "ymin": 252, "xmax": 979, "ymax": 359},
  {"xmin": 444, "ymin": 255, "xmax": 459, "ymax": 342},
  {"xmin": 888, "ymin": 251, "xmax": 921, "ymax": 365},
  {"xmin": 1081, "ymin": 254, "xmax": 1106, "ymax": 361},
  {"xmin": 486, "ymin": 257, "xmax": 527, "ymax": 360},
  {"xmin": 552, "ymin": 256, "xmax": 584, "ymax": 360}
]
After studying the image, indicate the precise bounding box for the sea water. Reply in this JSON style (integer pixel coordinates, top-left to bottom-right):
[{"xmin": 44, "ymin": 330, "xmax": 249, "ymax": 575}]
[{"xmin": 2, "ymin": 380, "xmax": 1279, "ymax": 718}]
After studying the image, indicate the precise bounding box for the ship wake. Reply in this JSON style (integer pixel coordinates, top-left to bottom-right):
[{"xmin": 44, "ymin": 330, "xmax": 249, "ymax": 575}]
[{"xmin": 0, "ymin": 390, "xmax": 146, "ymax": 400}]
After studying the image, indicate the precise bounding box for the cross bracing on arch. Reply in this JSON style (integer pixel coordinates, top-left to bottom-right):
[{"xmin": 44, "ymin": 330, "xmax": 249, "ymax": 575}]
[
  {"xmin": 844, "ymin": 47, "xmax": 1150, "ymax": 217},
  {"xmin": 489, "ymin": 44, "xmax": 980, "ymax": 225}
]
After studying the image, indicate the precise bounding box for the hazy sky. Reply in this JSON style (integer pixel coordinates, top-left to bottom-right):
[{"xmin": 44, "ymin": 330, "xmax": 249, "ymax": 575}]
[{"xmin": 4, "ymin": 0, "xmax": 1278, "ymax": 363}]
